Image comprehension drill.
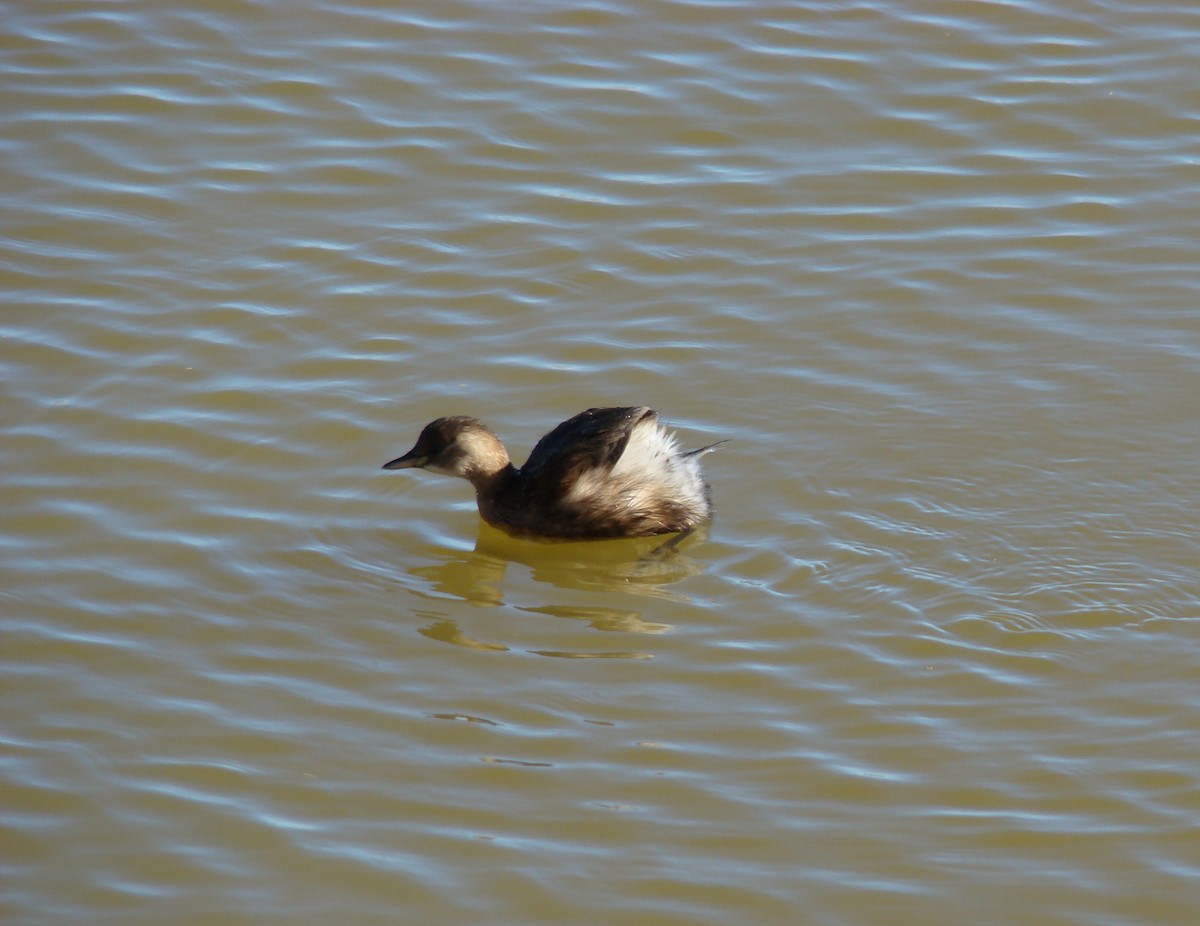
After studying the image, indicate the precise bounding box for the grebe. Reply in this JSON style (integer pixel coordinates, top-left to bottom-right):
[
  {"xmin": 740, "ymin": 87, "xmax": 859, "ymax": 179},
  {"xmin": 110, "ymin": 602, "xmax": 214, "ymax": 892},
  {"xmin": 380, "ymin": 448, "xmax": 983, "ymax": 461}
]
[{"xmin": 382, "ymin": 406, "xmax": 721, "ymax": 540}]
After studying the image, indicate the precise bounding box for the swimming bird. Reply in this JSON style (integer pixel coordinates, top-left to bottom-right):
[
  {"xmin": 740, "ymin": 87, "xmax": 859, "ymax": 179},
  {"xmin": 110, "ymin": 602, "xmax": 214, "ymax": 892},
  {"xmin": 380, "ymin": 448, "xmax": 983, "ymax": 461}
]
[{"xmin": 382, "ymin": 406, "xmax": 721, "ymax": 540}]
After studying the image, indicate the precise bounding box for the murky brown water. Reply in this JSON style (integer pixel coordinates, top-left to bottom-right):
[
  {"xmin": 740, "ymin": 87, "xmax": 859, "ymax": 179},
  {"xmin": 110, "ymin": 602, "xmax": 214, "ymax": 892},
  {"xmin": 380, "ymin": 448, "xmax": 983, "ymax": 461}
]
[{"xmin": 4, "ymin": 1, "xmax": 1199, "ymax": 923}]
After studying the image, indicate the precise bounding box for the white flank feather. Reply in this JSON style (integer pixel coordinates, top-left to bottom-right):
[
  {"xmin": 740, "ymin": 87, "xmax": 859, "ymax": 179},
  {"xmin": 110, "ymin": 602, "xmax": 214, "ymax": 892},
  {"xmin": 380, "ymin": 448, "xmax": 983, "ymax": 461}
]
[{"xmin": 564, "ymin": 415, "xmax": 708, "ymax": 515}]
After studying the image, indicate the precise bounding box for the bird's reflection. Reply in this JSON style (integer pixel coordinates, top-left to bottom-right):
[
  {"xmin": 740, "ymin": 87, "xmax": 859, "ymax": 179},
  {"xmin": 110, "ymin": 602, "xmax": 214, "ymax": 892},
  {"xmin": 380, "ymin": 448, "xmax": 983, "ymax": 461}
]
[
  {"xmin": 405, "ymin": 523, "xmax": 711, "ymax": 654},
  {"xmin": 410, "ymin": 522, "xmax": 710, "ymax": 604}
]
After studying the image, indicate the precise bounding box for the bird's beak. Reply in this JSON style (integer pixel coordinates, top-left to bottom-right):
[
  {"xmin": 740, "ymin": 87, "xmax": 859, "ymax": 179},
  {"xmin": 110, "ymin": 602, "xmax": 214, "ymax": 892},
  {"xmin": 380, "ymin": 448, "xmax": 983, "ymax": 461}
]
[{"xmin": 382, "ymin": 451, "xmax": 426, "ymax": 470}]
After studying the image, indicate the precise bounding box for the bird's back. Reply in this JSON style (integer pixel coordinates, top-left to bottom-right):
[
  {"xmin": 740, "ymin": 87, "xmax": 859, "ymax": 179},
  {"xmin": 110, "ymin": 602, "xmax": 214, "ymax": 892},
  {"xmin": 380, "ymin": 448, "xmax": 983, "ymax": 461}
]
[{"xmin": 495, "ymin": 406, "xmax": 712, "ymax": 539}]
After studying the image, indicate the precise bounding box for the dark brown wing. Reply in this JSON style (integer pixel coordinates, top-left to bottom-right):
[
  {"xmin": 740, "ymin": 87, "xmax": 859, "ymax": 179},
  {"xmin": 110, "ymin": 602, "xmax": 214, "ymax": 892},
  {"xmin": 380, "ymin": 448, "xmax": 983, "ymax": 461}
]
[{"xmin": 519, "ymin": 406, "xmax": 656, "ymax": 495}]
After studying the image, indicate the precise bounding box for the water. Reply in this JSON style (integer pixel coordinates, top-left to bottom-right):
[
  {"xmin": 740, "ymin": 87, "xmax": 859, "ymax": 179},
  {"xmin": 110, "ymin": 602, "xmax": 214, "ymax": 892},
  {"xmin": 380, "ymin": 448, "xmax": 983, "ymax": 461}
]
[{"xmin": 3, "ymin": 1, "xmax": 1199, "ymax": 923}]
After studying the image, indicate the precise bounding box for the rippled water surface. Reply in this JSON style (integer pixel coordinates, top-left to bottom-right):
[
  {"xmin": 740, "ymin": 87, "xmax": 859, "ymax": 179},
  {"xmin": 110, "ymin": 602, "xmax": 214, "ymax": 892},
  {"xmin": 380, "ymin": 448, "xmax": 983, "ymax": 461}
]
[{"xmin": 4, "ymin": 1, "xmax": 1199, "ymax": 923}]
